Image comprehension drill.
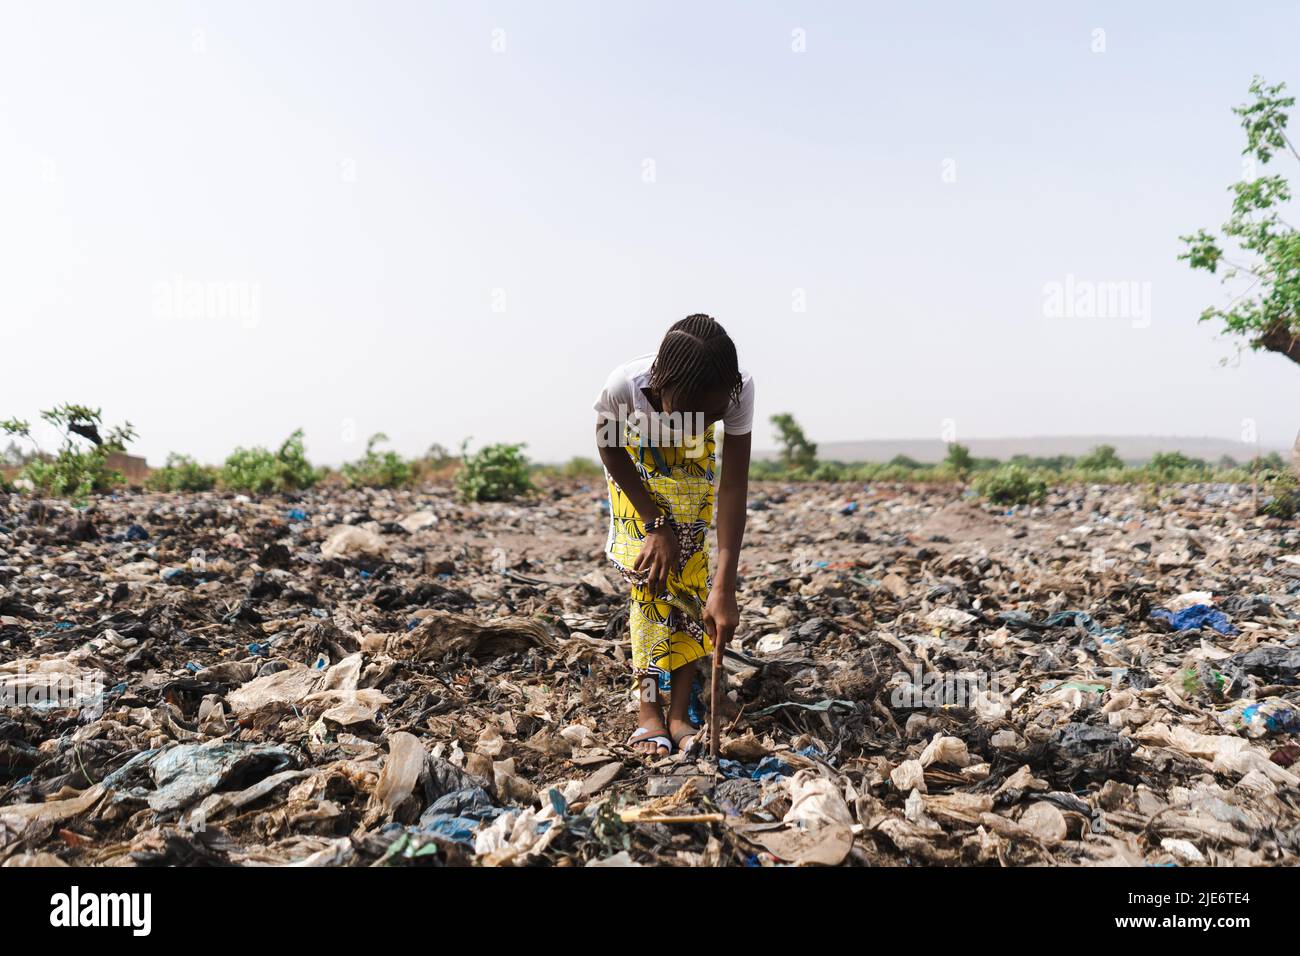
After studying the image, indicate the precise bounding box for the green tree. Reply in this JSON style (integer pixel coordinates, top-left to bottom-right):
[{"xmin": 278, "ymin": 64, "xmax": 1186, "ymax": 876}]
[
  {"xmin": 1181, "ymin": 77, "xmax": 1300, "ymax": 366},
  {"xmin": 944, "ymin": 442, "xmax": 974, "ymax": 477},
  {"xmin": 769, "ymin": 413, "xmax": 817, "ymax": 471}
]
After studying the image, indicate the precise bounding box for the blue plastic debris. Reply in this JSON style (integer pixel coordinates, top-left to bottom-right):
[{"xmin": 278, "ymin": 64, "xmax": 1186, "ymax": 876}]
[
  {"xmin": 1042, "ymin": 610, "xmax": 1127, "ymax": 638},
  {"xmin": 687, "ymin": 674, "xmax": 706, "ymax": 727},
  {"xmin": 1151, "ymin": 604, "xmax": 1238, "ymax": 635},
  {"xmin": 248, "ymin": 642, "xmax": 270, "ymax": 658},
  {"xmin": 1241, "ymin": 702, "xmax": 1300, "ymax": 734},
  {"xmin": 1218, "ymin": 698, "xmax": 1300, "ymax": 736},
  {"xmin": 751, "ymin": 756, "xmax": 792, "ymax": 780},
  {"xmin": 549, "ymin": 787, "xmax": 568, "ymax": 817},
  {"xmin": 415, "ymin": 815, "xmax": 480, "ymax": 845},
  {"xmin": 998, "ymin": 609, "xmax": 1125, "ymax": 638},
  {"xmin": 287, "ymin": 508, "xmax": 308, "ymax": 522},
  {"xmin": 424, "ymin": 786, "xmax": 498, "ymax": 820},
  {"xmin": 840, "ymin": 501, "xmax": 858, "ymax": 515}
]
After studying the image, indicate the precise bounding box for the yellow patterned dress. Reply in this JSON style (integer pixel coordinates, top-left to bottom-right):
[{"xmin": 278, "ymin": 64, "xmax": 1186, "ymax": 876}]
[{"xmin": 604, "ymin": 422, "xmax": 716, "ymax": 698}]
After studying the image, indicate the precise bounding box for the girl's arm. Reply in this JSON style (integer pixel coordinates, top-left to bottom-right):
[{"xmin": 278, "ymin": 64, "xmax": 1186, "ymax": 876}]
[
  {"xmin": 705, "ymin": 430, "xmax": 751, "ymax": 649},
  {"xmin": 597, "ymin": 421, "xmax": 679, "ymax": 594}
]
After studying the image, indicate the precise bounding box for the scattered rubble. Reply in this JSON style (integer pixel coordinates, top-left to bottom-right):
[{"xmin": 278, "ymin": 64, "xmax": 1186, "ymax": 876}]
[{"xmin": 1, "ymin": 479, "xmax": 1298, "ymax": 866}]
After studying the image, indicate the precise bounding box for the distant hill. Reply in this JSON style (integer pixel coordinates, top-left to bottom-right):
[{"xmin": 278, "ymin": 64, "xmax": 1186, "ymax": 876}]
[{"xmin": 753, "ymin": 435, "xmax": 1289, "ymax": 466}]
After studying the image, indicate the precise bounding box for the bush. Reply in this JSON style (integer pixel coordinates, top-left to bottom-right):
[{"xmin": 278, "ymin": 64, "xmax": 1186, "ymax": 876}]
[
  {"xmin": 423, "ymin": 443, "xmax": 456, "ymax": 469},
  {"xmin": 1144, "ymin": 451, "xmax": 1210, "ymax": 482},
  {"xmin": 341, "ymin": 433, "xmax": 413, "ymax": 489},
  {"xmin": 974, "ymin": 464, "xmax": 1048, "ymax": 506},
  {"xmin": 1260, "ymin": 472, "xmax": 1299, "ymax": 519},
  {"xmin": 945, "ymin": 442, "xmax": 974, "ymax": 476},
  {"xmin": 812, "ymin": 461, "xmax": 848, "ymax": 481},
  {"xmin": 560, "ymin": 456, "xmax": 604, "ymax": 479},
  {"xmin": 1077, "ymin": 444, "xmax": 1125, "ymax": 471},
  {"xmin": 533, "ymin": 456, "xmax": 606, "ymax": 481},
  {"xmin": 147, "ymin": 453, "xmax": 217, "ymax": 492},
  {"xmin": 221, "ymin": 429, "xmax": 319, "ymax": 494},
  {"xmin": 745, "ymin": 446, "xmax": 1267, "ymax": 488},
  {"xmin": 1, "ymin": 404, "xmax": 136, "ymax": 500},
  {"xmin": 747, "ymin": 459, "xmax": 786, "ymax": 480},
  {"xmin": 456, "ymin": 441, "xmax": 533, "ymax": 502}
]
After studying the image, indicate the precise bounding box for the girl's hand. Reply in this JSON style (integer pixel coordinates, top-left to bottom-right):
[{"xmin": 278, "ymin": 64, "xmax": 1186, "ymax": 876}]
[
  {"xmin": 634, "ymin": 526, "xmax": 679, "ymax": 595},
  {"xmin": 703, "ymin": 586, "xmax": 739, "ymax": 652}
]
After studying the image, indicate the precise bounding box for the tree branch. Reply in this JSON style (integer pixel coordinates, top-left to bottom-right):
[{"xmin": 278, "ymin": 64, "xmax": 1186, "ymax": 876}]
[{"xmin": 1256, "ymin": 320, "xmax": 1300, "ymax": 365}]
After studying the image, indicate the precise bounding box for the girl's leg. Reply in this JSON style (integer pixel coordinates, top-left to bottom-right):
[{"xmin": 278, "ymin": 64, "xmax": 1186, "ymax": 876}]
[
  {"xmin": 633, "ymin": 676, "xmax": 670, "ymax": 757},
  {"xmin": 666, "ymin": 659, "xmax": 700, "ymax": 749},
  {"xmin": 628, "ymin": 585, "xmax": 673, "ymax": 756}
]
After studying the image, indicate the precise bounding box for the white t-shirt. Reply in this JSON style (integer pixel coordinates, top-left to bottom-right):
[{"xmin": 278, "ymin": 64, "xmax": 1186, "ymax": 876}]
[{"xmin": 593, "ymin": 353, "xmax": 755, "ymax": 438}]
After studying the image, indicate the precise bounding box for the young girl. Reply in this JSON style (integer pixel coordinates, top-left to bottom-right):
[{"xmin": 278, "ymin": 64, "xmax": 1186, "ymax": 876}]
[{"xmin": 593, "ymin": 314, "xmax": 754, "ymax": 757}]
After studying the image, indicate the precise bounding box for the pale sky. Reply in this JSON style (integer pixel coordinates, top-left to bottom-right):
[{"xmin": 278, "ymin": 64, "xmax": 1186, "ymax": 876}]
[{"xmin": 3, "ymin": 0, "xmax": 1298, "ymax": 466}]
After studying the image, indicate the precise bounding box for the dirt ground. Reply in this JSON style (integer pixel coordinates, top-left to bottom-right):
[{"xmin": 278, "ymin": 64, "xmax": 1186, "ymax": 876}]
[{"xmin": 1, "ymin": 479, "xmax": 1297, "ymax": 866}]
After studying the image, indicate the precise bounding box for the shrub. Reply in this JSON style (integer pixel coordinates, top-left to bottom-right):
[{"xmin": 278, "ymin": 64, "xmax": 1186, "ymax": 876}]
[
  {"xmin": 1077, "ymin": 444, "xmax": 1125, "ymax": 471},
  {"xmin": 533, "ymin": 456, "xmax": 606, "ymax": 481},
  {"xmin": 424, "ymin": 443, "xmax": 456, "ymax": 468},
  {"xmin": 812, "ymin": 461, "xmax": 847, "ymax": 481},
  {"xmin": 1144, "ymin": 451, "xmax": 1210, "ymax": 482},
  {"xmin": 341, "ymin": 433, "xmax": 413, "ymax": 489},
  {"xmin": 1, "ymin": 404, "xmax": 136, "ymax": 500},
  {"xmin": 748, "ymin": 459, "xmax": 786, "ymax": 481},
  {"xmin": 456, "ymin": 441, "xmax": 533, "ymax": 502},
  {"xmin": 1260, "ymin": 472, "xmax": 1299, "ymax": 519},
  {"xmin": 945, "ymin": 442, "xmax": 974, "ymax": 476},
  {"xmin": 560, "ymin": 456, "xmax": 604, "ymax": 479},
  {"xmin": 974, "ymin": 464, "xmax": 1048, "ymax": 506},
  {"xmin": 147, "ymin": 453, "xmax": 217, "ymax": 492},
  {"xmin": 221, "ymin": 429, "xmax": 319, "ymax": 493}
]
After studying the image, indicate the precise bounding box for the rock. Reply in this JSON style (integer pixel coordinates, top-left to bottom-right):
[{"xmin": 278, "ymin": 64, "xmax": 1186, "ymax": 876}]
[{"xmin": 1019, "ymin": 801, "xmax": 1068, "ymax": 843}]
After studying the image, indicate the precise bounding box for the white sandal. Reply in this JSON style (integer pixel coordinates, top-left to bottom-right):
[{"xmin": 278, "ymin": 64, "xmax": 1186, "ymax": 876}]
[
  {"xmin": 672, "ymin": 723, "xmax": 702, "ymax": 756},
  {"xmin": 626, "ymin": 726, "xmax": 673, "ymax": 755}
]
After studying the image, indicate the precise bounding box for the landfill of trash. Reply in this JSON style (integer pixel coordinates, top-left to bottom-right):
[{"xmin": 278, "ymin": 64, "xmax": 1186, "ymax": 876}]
[{"xmin": 1, "ymin": 479, "xmax": 1298, "ymax": 867}]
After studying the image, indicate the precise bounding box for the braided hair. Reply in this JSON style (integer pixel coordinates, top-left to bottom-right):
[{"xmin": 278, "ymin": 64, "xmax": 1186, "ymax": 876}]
[{"xmin": 648, "ymin": 314, "xmax": 743, "ymax": 409}]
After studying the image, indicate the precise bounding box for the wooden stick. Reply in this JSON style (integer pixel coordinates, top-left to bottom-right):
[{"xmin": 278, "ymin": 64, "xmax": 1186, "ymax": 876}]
[
  {"xmin": 709, "ymin": 639, "xmax": 722, "ymax": 760},
  {"xmin": 620, "ymin": 811, "xmax": 725, "ymax": 825}
]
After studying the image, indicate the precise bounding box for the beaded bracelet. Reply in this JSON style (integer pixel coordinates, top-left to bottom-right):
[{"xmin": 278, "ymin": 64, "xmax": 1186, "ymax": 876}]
[{"xmin": 645, "ymin": 514, "xmax": 673, "ymax": 534}]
